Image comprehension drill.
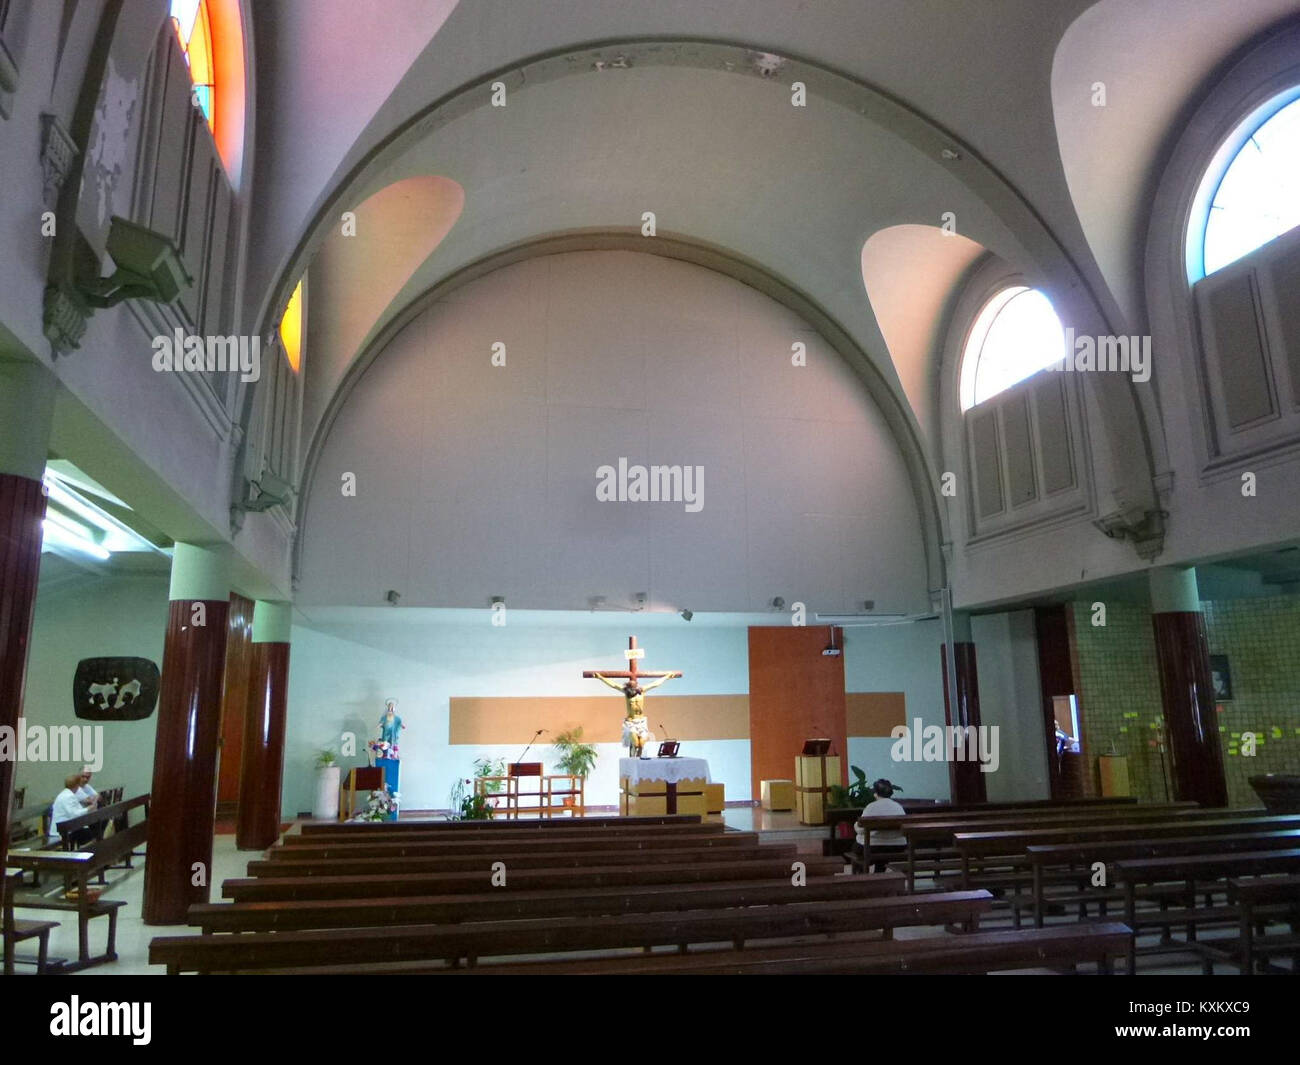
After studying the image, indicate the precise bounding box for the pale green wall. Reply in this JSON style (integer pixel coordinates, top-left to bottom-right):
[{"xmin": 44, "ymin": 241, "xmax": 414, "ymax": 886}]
[{"xmin": 16, "ymin": 573, "xmax": 169, "ymax": 808}]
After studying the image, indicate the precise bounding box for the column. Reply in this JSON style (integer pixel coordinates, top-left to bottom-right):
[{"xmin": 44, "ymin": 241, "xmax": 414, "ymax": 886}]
[
  {"xmin": 941, "ymin": 611, "xmax": 987, "ymax": 804},
  {"xmin": 0, "ymin": 361, "xmax": 56, "ymax": 878},
  {"xmin": 142, "ymin": 543, "xmax": 231, "ymax": 924},
  {"xmin": 235, "ymin": 600, "xmax": 291, "ymax": 850},
  {"xmin": 1149, "ymin": 566, "xmax": 1227, "ymax": 807}
]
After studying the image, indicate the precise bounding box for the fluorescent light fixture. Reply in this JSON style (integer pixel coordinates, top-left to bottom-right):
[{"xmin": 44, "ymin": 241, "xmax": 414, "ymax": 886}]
[
  {"xmin": 814, "ymin": 612, "xmax": 940, "ymax": 627},
  {"xmin": 42, "ymin": 515, "xmax": 111, "ymax": 560},
  {"xmin": 42, "ymin": 470, "xmax": 167, "ymax": 556}
]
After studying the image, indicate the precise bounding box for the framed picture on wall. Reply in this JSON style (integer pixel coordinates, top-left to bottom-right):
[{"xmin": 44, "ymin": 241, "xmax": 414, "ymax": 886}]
[
  {"xmin": 73, "ymin": 657, "xmax": 161, "ymax": 720},
  {"xmin": 1209, "ymin": 654, "xmax": 1233, "ymax": 701}
]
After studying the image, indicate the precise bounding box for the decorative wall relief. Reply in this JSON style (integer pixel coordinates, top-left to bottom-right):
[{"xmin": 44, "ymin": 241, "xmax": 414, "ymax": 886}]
[{"xmin": 73, "ymin": 656, "xmax": 160, "ymax": 720}]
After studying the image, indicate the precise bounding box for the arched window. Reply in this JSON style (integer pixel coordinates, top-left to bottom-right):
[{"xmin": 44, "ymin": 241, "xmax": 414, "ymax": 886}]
[
  {"xmin": 959, "ymin": 286, "xmax": 1065, "ymax": 412},
  {"xmin": 1191, "ymin": 91, "xmax": 1300, "ymax": 279},
  {"xmin": 170, "ymin": 0, "xmax": 215, "ymax": 129},
  {"xmin": 279, "ymin": 279, "xmax": 304, "ymax": 374}
]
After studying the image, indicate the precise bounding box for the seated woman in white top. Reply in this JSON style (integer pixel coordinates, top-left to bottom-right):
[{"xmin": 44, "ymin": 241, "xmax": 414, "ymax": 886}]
[
  {"xmin": 854, "ymin": 778, "xmax": 906, "ymax": 874},
  {"xmin": 49, "ymin": 773, "xmax": 92, "ymax": 845}
]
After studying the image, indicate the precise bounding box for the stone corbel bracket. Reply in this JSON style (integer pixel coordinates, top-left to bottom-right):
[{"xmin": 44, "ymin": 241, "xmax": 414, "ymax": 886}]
[{"xmin": 1093, "ymin": 505, "xmax": 1168, "ymax": 561}]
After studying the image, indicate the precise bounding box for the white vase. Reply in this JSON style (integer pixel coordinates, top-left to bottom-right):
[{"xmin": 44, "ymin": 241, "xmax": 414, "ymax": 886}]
[{"xmin": 314, "ymin": 764, "xmax": 341, "ymax": 820}]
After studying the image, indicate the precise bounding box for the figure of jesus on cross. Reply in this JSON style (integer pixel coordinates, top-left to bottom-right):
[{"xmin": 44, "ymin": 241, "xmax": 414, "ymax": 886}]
[{"xmin": 583, "ymin": 636, "xmax": 682, "ymax": 758}]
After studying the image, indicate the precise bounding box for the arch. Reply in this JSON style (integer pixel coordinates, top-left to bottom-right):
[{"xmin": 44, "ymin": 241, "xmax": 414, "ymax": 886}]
[
  {"xmin": 860, "ymin": 224, "xmax": 987, "ymax": 450},
  {"xmin": 293, "ymin": 231, "xmax": 950, "ymax": 601}
]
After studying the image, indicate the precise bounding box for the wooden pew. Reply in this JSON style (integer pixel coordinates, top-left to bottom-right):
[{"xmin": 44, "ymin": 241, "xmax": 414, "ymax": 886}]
[
  {"xmin": 1024, "ymin": 830, "xmax": 1300, "ymax": 927},
  {"xmin": 150, "ymin": 890, "xmax": 995, "ymax": 973},
  {"xmin": 864, "ymin": 804, "xmax": 1207, "ymax": 888},
  {"xmin": 246, "ymin": 840, "xmax": 804, "ymax": 878},
  {"xmin": 254, "ymin": 922, "xmax": 1134, "ymax": 976},
  {"xmin": 298, "ymin": 813, "xmax": 704, "ymax": 836},
  {"xmin": 190, "ymin": 872, "xmax": 906, "ymax": 934},
  {"xmin": 1216, "ymin": 875, "xmax": 1300, "ymax": 974},
  {"xmin": 4, "ymin": 793, "xmax": 150, "ymax": 972},
  {"xmin": 283, "ymin": 821, "xmax": 728, "ymax": 848},
  {"xmin": 223, "ymin": 855, "xmax": 847, "ymax": 902},
  {"xmin": 1114, "ymin": 849, "xmax": 1300, "ymax": 973},
  {"xmin": 2, "ymin": 871, "xmax": 58, "ymax": 976},
  {"xmin": 824, "ymin": 797, "xmax": 1143, "ymax": 856},
  {"xmin": 269, "ymin": 829, "xmax": 746, "ymax": 860},
  {"xmin": 954, "ymin": 815, "xmax": 1300, "ymax": 892}
]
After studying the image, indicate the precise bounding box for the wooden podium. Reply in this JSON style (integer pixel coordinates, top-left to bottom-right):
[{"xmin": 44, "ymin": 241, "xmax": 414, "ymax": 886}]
[{"xmin": 795, "ymin": 739, "xmax": 840, "ymax": 825}]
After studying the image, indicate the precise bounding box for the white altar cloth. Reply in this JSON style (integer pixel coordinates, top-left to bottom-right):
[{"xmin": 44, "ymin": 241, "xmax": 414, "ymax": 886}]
[{"xmin": 619, "ymin": 756, "xmax": 711, "ymax": 785}]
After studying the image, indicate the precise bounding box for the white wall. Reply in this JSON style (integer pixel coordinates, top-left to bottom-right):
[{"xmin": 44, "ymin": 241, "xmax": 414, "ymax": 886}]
[
  {"xmin": 297, "ymin": 251, "xmax": 931, "ymax": 615},
  {"xmin": 16, "ymin": 572, "xmax": 169, "ymax": 807},
  {"xmin": 972, "ymin": 610, "xmax": 1050, "ymax": 801},
  {"xmin": 842, "ymin": 620, "xmax": 951, "ymax": 801}
]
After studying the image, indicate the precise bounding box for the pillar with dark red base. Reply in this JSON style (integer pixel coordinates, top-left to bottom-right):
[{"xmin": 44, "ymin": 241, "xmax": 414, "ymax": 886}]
[
  {"xmin": 942, "ymin": 613, "xmax": 987, "ymax": 805},
  {"xmin": 142, "ymin": 544, "xmax": 231, "ymax": 925},
  {"xmin": 0, "ymin": 362, "xmax": 55, "ymax": 882},
  {"xmin": 1150, "ymin": 567, "xmax": 1228, "ymax": 808},
  {"xmin": 236, "ymin": 600, "xmax": 291, "ymax": 850}
]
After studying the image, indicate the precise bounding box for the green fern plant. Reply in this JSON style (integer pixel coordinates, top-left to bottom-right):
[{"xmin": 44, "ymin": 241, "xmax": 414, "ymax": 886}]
[{"xmin": 553, "ymin": 727, "xmax": 598, "ymax": 778}]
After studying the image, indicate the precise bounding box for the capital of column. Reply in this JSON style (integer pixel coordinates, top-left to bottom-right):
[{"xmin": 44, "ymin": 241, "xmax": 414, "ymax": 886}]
[
  {"xmin": 168, "ymin": 542, "xmax": 232, "ymax": 601},
  {"xmin": 1149, "ymin": 566, "xmax": 1201, "ymax": 614},
  {"xmin": 252, "ymin": 600, "xmax": 292, "ymax": 644},
  {"xmin": 0, "ymin": 360, "xmax": 56, "ymax": 480}
]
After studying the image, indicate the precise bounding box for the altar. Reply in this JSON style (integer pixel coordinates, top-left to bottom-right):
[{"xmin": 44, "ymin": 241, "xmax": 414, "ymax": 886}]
[{"xmin": 619, "ymin": 756, "xmax": 711, "ymax": 817}]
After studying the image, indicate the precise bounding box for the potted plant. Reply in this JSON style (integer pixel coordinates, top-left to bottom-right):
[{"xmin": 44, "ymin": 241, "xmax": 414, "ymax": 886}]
[
  {"xmin": 473, "ymin": 757, "xmax": 506, "ymax": 810},
  {"xmin": 552, "ymin": 728, "xmax": 597, "ymax": 808},
  {"xmin": 827, "ymin": 765, "xmax": 871, "ymax": 810},
  {"xmin": 312, "ymin": 747, "xmax": 340, "ymax": 821},
  {"xmin": 449, "ymin": 777, "xmax": 495, "ymax": 821}
]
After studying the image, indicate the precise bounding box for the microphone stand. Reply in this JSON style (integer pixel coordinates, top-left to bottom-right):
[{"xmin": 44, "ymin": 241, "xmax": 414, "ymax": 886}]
[{"xmin": 516, "ymin": 729, "xmax": 545, "ymax": 766}]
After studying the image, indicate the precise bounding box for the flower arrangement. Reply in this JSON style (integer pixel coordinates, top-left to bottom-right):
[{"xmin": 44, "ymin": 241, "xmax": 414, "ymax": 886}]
[
  {"xmin": 368, "ymin": 739, "xmax": 399, "ymax": 761},
  {"xmin": 449, "ymin": 777, "xmax": 495, "ymax": 821},
  {"xmin": 352, "ymin": 783, "xmax": 400, "ymax": 821}
]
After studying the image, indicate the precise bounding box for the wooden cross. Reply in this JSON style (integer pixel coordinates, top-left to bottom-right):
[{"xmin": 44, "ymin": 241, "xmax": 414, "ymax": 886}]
[{"xmin": 582, "ymin": 636, "xmax": 681, "ymax": 690}]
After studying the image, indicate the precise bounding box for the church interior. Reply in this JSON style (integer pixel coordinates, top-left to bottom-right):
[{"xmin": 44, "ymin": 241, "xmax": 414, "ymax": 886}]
[{"xmin": 3, "ymin": 0, "xmax": 1300, "ymax": 994}]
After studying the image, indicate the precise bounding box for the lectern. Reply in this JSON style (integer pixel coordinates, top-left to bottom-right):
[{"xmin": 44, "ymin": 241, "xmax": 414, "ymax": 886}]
[{"xmin": 794, "ymin": 738, "xmax": 840, "ymax": 825}]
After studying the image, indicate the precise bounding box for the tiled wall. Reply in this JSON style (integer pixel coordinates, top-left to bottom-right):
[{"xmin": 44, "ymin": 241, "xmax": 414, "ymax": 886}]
[
  {"xmin": 1070, "ymin": 596, "xmax": 1300, "ymax": 807},
  {"xmin": 1070, "ymin": 601, "xmax": 1168, "ymax": 802},
  {"xmin": 1202, "ymin": 597, "xmax": 1300, "ymax": 805}
]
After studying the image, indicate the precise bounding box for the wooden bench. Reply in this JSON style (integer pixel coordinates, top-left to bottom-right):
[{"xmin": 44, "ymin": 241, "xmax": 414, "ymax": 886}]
[
  {"xmin": 56, "ymin": 793, "xmax": 151, "ymax": 880},
  {"xmin": 253, "ymin": 922, "xmax": 1133, "ymax": 976},
  {"xmin": 247, "ymin": 839, "xmax": 804, "ymax": 878},
  {"xmin": 223, "ymin": 855, "xmax": 847, "ymax": 902},
  {"xmin": 4, "ymin": 794, "xmax": 149, "ymax": 971},
  {"xmin": 268, "ymin": 828, "xmax": 748, "ymax": 860},
  {"xmin": 190, "ymin": 872, "xmax": 906, "ymax": 934},
  {"xmin": 954, "ymin": 815, "xmax": 1300, "ymax": 893},
  {"xmin": 1211, "ymin": 875, "xmax": 1300, "ymax": 974},
  {"xmin": 151, "ymin": 889, "xmax": 994, "ymax": 973},
  {"xmin": 2, "ymin": 872, "xmax": 58, "ymax": 976},
  {"xmin": 823, "ymin": 798, "xmax": 1143, "ymax": 856},
  {"xmin": 284, "ymin": 820, "xmax": 728, "ymax": 846},
  {"xmin": 1114, "ymin": 849, "xmax": 1300, "ymax": 973},
  {"xmin": 1023, "ymin": 830, "xmax": 1300, "ymax": 928},
  {"xmin": 864, "ymin": 804, "xmax": 1206, "ymax": 888},
  {"xmin": 298, "ymin": 813, "xmax": 706, "ymax": 836}
]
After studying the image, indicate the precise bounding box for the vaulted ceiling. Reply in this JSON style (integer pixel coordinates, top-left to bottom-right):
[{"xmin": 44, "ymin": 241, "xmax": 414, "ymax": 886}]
[{"xmin": 240, "ymin": 0, "xmax": 1300, "ymax": 599}]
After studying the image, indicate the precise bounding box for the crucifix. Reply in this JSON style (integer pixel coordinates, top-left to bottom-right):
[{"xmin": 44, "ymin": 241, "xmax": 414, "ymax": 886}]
[{"xmin": 583, "ymin": 636, "xmax": 682, "ymax": 757}]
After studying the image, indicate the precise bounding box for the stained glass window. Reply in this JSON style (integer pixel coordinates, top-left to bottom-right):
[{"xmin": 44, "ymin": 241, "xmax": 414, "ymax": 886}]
[
  {"xmin": 279, "ymin": 280, "xmax": 303, "ymax": 373},
  {"xmin": 170, "ymin": 0, "xmax": 215, "ymax": 128}
]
